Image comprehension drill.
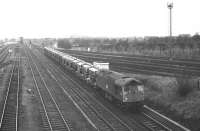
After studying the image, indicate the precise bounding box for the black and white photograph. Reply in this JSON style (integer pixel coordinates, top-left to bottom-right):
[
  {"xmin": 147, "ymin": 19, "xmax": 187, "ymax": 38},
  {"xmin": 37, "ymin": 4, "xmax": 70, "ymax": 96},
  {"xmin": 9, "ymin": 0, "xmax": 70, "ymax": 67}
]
[{"xmin": 0, "ymin": 0, "xmax": 199, "ymax": 131}]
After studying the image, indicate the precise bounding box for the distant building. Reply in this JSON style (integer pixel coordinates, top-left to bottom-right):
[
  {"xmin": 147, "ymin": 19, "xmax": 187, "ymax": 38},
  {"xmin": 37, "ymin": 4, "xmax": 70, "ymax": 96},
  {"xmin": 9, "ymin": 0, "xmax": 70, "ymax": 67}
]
[
  {"xmin": 178, "ymin": 34, "xmax": 191, "ymax": 37},
  {"xmin": 19, "ymin": 37, "xmax": 24, "ymax": 43}
]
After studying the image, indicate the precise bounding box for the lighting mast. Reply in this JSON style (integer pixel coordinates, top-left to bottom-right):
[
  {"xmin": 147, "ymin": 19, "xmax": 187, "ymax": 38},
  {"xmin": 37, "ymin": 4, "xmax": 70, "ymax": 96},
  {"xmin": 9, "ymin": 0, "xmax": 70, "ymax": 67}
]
[{"xmin": 167, "ymin": 2, "xmax": 173, "ymax": 37}]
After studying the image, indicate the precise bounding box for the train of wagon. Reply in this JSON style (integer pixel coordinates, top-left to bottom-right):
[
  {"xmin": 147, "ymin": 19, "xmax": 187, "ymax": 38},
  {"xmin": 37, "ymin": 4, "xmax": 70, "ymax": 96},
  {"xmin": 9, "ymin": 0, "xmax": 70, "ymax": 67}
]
[{"xmin": 44, "ymin": 47, "xmax": 144, "ymax": 110}]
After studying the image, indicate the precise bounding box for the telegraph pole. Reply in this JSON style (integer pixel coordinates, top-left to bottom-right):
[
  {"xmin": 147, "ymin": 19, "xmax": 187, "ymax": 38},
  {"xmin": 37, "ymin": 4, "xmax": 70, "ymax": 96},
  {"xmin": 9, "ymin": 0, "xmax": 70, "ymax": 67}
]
[{"xmin": 167, "ymin": 2, "xmax": 173, "ymax": 37}]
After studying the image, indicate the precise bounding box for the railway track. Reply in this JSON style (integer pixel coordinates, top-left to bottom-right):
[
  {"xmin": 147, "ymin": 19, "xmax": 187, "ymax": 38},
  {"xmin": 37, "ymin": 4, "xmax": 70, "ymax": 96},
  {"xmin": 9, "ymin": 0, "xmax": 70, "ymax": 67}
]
[
  {"xmin": 140, "ymin": 112, "xmax": 172, "ymax": 131},
  {"xmin": 27, "ymin": 44, "xmax": 135, "ymax": 130},
  {"xmin": 0, "ymin": 53, "xmax": 9, "ymax": 66},
  {"xmin": 141, "ymin": 105, "xmax": 190, "ymax": 131},
  {"xmin": 60, "ymin": 49, "xmax": 200, "ymax": 67},
  {"xmin": 59, "ymin": 49, "xmax": 200, "ymax": 77},
  {"xmin": 0, "ymin": 55, "xmax": 20, "ymax": 131},
  {"xmin": 46, "ymin": 65, "xmax": 133, "ymax": 131},
  {"xmin": 24, "ymin": 47, "xmax": 72, "ymax": 131},
  {"xmin": 0, "ymin": 47, "xmax": 10, "ymax": 64},
  {"xmin": 66, "ymin": 53, "xmax": 200, "ymax": 76}
]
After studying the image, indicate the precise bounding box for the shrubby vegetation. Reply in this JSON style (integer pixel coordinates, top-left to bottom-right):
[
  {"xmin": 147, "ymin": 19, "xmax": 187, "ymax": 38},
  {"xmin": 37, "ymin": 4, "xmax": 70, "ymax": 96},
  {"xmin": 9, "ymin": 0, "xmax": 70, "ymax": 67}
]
[
  {"xmin": 128, "ymin": 73, "xmax": 200, "ymax": 121},
  {"xmin": 27, "ymin": 33, "xmax": 200, "ymax": 59},
  {"xmin": 57, "ymin": 39, "xmax": 72, "ymax": 49},
  {"xmin": 26, "ymin": 38, "xmax": 56, "ymax": 47},
  {"xmin": 176, "ymin": 76, "xmax": 194, "ymax": 97},
  {"xmin": 65, "ymin": 33, "xmax": 200, "ymax": 59}
]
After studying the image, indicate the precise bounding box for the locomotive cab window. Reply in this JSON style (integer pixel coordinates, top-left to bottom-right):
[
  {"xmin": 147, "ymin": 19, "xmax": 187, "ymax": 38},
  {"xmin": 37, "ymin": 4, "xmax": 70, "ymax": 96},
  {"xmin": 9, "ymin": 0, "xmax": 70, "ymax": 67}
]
[{"xmin": 124, "ymin": 81, "xmax": 138, "ymax": 93}]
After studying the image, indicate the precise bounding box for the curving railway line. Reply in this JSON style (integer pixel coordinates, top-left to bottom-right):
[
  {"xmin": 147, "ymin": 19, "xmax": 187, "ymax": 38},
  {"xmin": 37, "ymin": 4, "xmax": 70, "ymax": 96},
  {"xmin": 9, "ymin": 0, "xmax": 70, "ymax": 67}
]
[{"xmin": 0, "ymin": 55, "xmax": 20, "ymax": 131}]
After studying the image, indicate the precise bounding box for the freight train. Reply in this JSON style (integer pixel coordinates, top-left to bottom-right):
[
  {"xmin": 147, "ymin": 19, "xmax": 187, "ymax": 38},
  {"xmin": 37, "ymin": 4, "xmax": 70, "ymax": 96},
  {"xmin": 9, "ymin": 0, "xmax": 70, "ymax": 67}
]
[{"xmin": 44, "ymin": 47, "xmax": 144, "ymax": 110}]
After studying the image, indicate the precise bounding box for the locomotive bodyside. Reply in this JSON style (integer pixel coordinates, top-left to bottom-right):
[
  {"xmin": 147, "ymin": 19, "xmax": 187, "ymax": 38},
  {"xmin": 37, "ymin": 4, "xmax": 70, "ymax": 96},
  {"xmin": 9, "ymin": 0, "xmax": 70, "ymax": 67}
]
[
  {"xmin": 95, "ymin": 70, "xmax": 144, "ymax": 108},
  {"xmin": 96, "ymin": 70, "xmax": 123, "ymax": 101}
]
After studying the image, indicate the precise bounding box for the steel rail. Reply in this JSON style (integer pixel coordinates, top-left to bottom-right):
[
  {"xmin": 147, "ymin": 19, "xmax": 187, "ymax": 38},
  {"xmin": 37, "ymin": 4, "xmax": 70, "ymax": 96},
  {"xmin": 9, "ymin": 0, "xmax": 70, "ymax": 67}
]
[
  {"xmin": 142, "ymin": 112, "xmax": 172, "ymax": 131},
  {"xmin": 43, "ymin": 67, "xmax": 99, "ymax": 131},
  {"xmin": 143, "ymin": 105, "xmax": 191, "ymax": 131},
  {"xmin": 24, "ymin": 46, "xmax": 71, "ymax": 131},
  {"xmin": 68, "ymin": 53, "xmax": 200, "ymax": 70},
  {"xmin": 16, "ymin": 56, "xmax": 20, "ymax": 131},
  {"xmin": 68, "ymin": 54, "xmax": 200, "ymax": 76},
  {"xmin": 29, "ymin": 45, "xmax": 111, "ymax": 131},
  {"xmin": 0, "ymin": 55, "xmax": 19, "ymax": 131},
  {"xmin": 0, "ymin": 49, "xmax": 10, "ymax": 65},
  {"xmin": 60, "ymin": 49, "xmax": 200, "ymax": 67},
  {"xmin": 61, "ymin": 50, "xmax": 200, "ymax": 77},
  {"xmin": 25, "ymin": 49, "xmax": 53, "ymax": 131},
  {"xmin": 46, "ymin": 67, "xmax": 125, "ymax": 131}
]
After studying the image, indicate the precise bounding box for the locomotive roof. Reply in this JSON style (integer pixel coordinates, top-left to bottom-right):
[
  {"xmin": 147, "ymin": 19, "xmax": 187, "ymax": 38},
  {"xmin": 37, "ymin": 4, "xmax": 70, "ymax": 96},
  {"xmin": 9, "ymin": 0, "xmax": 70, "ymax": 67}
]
[
  {"xmin": 98, "ymin": 70, "xmax": 125, "ymax": 79},
  {"xmin": 115, "ymin": 77, "xmax": 141, "ymax": 86},
  {"xmin": 98, "ymin": 70, "xmax": 141, "ymax": 86}
]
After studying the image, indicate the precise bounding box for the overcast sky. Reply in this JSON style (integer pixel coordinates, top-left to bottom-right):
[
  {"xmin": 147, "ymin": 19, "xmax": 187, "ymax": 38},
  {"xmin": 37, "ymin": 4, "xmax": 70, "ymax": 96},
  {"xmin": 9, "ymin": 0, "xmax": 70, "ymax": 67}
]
[{"xmin": 0, "ymin": 0, "xmax": 199, "ymax": 39}]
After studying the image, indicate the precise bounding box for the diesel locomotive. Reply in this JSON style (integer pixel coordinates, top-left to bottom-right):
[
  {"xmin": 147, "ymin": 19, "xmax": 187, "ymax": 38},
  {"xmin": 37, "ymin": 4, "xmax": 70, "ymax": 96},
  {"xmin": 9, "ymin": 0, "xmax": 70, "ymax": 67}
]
[{"xmin": 44, "ymin": 47, "xmax": 144, "ymax": 110}]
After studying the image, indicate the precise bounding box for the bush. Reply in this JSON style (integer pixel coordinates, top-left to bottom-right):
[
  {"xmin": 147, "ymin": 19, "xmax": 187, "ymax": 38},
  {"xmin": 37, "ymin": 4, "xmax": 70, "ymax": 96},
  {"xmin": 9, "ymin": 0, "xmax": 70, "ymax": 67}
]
[
  {"xmin": 57, "ymin": 39, "xmax": 72, "ymax": 49},
  {"xmin": 176, "ymin": 77, "xmax": 193, "ymax": 97}
]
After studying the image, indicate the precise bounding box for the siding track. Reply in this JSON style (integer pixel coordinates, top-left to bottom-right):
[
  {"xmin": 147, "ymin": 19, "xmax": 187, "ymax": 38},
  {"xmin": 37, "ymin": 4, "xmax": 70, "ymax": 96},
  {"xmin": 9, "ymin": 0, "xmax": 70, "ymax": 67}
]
[
  {"xmin": 0, "ymin": 56, "xmax": 20, "ymax": 131},
  {"xmin": 24, "ymin": 47, "xmax": 72, "ymax": 131},
  {"xmin": 59, "ymin": 49, "xmax": 200, "ymax": 77}
]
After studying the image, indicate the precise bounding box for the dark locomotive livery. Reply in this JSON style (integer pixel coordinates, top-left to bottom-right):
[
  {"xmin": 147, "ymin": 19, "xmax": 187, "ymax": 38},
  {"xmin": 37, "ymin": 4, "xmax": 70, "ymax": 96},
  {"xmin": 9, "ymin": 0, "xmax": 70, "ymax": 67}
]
[{"xmin": 44, "ymin": 47, "xmax": 144, "ymax": 110}]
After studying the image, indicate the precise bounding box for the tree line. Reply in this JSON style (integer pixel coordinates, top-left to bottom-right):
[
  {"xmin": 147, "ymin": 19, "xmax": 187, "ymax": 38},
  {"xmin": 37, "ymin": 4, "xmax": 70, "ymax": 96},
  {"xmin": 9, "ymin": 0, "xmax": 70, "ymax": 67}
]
[{"xmin": 57, "ymin": 34, "xmax": 200, "ymax": 59}]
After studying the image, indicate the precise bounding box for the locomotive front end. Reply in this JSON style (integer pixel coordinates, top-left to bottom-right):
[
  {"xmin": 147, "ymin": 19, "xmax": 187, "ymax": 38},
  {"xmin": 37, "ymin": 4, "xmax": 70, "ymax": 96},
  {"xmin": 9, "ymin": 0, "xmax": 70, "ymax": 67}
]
[{"xmin": 116, "ymin": 78, "xmax": 144, "ymax": 104}]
